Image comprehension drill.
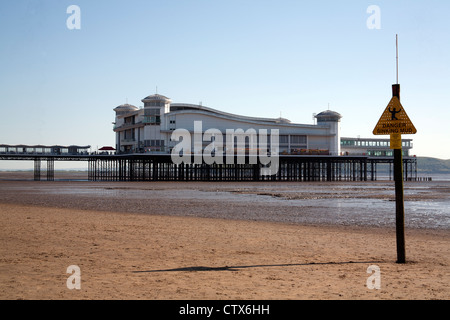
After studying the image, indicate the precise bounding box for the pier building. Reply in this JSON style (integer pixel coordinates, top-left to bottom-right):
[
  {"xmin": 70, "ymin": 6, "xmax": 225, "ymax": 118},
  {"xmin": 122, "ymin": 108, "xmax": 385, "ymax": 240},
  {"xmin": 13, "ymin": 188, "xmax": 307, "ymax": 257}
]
[{"xmin": 113, "ymin": 94, "xmax": 342, "ymax": 156}]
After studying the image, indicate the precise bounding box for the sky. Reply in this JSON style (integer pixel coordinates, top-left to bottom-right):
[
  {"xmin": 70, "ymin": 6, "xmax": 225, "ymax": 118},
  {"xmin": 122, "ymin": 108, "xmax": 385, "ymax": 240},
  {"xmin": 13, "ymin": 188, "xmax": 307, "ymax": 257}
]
[{"xmin": 0, "ymin": 0, "xmax": 449, "ymax": 170}]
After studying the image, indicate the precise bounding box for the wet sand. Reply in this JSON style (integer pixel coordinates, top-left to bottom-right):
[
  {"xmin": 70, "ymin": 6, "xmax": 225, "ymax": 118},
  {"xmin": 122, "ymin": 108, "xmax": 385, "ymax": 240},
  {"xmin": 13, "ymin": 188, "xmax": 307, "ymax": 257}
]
[
  {"xmin": 0, "ymin": 178, "xmax": 448, "ymax": 229},
  {"xmin": 0, "ymin": 178, "xmax": 449, "ymax": 300}
]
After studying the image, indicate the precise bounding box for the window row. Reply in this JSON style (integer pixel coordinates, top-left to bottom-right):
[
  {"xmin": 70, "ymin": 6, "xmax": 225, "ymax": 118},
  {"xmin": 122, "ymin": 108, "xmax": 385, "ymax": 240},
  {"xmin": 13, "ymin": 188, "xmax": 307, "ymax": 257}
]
[
  {"xmin": 144, "ymin": 102, "xmax": 165, "ymax": 107},
  {"xmin": 143, "ymin": 116, "xmax": 161, "ymax": 124},
  {"xmin": 144, "ymin": 108, "xmax": 160, "ymax": 116},
  {"xmin": 279, "ymin": 135, "xmax": 307, "ymax": 144},
  {"xmin": 341, "ymin": 140, "xmax": 411, "ymax": 147},
  {"xmin": 144, "ymin": 140, "xmax": 165, "ymax": 147}
]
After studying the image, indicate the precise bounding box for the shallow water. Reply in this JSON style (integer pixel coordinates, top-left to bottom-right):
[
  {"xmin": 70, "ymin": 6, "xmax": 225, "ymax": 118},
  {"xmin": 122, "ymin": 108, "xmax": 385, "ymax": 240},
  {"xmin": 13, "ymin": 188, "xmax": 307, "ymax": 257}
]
[{"xmin": 0, "ymin": 180, "xmax": 449, "ymax": 230}]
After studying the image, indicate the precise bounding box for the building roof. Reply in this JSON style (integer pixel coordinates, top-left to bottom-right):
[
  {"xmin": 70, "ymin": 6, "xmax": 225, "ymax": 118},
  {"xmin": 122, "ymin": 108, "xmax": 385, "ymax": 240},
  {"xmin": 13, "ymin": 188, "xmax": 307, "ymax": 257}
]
[
  {"xmin": 99, "ymin": 146, "xmax": 116, "ymax": 151},
  {"xmin": 275, "ymin": 117, "xmax": 291, "ymax": 124},
  {"xmin": 113, "ymin": 93, "xmax": 340, "ymax": 129},
  {"xmin": 113, "ymin": 103, "xmax": 138, "ymax": 112},
  {"xmin": 142, "ymin": 94, "xmax": 172, "ymax": 102},
  {"xmin": 315, "ymin": 110, "xmax": 342, "ymax": 122},
  {"xmin": 170, "ymin": 103, "xmax": 297, "ymax": 125}
]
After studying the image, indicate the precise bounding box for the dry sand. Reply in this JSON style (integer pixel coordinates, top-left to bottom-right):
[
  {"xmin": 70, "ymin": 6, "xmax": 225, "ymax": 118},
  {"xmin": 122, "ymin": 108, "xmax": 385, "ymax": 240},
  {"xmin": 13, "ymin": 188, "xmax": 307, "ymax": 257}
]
[
  {"xmin": 1, "ymin": 203, "xmax": 449, "ymax": 300},
  {"xmin": 0, "ymin": 176, "xmax": 449, "ymax": 300}
]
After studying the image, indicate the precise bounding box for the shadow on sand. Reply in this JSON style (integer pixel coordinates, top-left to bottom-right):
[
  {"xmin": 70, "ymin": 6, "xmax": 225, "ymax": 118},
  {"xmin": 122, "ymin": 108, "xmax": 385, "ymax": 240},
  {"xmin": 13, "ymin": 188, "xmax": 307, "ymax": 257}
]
[{"xmin": 132, "ymin": 260, "xmax": 387, "ymax": 273}]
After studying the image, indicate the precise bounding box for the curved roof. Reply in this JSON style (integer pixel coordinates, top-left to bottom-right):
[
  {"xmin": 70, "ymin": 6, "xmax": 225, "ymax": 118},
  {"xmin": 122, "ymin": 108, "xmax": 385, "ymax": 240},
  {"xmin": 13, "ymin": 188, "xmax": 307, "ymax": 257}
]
[
  {"xmin": 275, "ymin": 117, "xmax": 291, "ymax": 124},
  {"xmin": 113, "ymin": 103, "xmax": 138, "ymax": 112},
  {"xmin": 166, "ymin": 103, "xmax": 327, "ymax": 129},
  {"xmin": 141, "ymin": 94, "xmax": 171, "ymax": 102},
  {"xmin": 170, "ymin": 103, "xmax": 291, "ymax": 125},
  {"xmin": 315, "ymin": 110, "xmax": 342, "ymax": 122}
]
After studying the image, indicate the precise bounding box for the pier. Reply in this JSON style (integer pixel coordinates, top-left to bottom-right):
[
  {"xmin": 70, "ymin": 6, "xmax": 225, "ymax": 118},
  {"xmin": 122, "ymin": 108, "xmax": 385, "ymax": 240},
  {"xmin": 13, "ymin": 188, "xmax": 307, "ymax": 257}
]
[{"xmin": 0, "ymin": 153, "xmax": 417, "ymax": 182}]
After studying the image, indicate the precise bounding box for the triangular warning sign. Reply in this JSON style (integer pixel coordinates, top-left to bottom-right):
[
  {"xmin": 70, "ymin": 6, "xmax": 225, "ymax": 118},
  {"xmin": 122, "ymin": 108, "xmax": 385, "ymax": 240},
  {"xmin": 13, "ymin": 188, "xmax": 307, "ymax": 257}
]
[{"xmin": 373, "ymin": 96, "xmax": 417, "ymax": 135}]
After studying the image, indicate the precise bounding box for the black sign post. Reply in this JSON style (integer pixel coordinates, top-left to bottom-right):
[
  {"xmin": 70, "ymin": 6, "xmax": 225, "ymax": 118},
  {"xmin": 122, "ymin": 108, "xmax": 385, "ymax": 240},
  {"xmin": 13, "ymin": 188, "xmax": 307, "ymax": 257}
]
[
  {"xmin": 373, "ymin": 36, "xmax": 416, "ymax": 263},
  {"xmin": 392, "ymin": 84, "xmax": 406, "ymax": 264}
]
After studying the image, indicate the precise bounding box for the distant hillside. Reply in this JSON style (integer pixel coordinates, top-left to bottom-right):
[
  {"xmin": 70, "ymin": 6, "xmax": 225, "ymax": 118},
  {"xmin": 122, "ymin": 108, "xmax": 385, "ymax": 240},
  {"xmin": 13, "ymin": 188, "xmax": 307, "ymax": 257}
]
[{"xmin": 417, "ymin": 157, "xmax": 450, "ymax": 174}]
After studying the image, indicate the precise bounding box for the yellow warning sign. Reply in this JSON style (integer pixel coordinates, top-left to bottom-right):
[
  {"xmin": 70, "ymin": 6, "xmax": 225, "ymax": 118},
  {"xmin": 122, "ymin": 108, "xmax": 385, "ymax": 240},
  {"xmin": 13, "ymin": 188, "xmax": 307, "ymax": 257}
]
[{"xmin": 373, "ymin": 96, "xmax": 417, "ymax": 135}]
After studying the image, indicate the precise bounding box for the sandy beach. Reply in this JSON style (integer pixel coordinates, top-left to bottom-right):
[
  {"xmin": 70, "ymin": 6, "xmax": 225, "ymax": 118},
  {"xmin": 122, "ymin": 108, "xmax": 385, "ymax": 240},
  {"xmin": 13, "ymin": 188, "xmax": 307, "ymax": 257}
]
[{"xmin": 0, "ymin": 178, "xmax": 449, "ymax": 300}]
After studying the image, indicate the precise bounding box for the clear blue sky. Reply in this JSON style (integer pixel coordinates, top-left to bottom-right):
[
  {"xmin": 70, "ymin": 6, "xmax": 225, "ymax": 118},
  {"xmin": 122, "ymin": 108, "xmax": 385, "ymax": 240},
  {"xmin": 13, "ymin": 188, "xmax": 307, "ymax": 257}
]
[{"xmin": 1, "ymin": 0, "xmax": 449, "ymax": 170}]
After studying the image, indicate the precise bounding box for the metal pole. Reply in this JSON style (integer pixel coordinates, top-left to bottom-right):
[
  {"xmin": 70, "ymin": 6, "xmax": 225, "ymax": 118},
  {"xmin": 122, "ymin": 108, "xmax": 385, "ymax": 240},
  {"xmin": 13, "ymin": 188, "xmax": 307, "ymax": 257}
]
[
  {"xmin": 392, "ymin": 84, "xmax": 406, "ymax": 263},
  {"xmin": 396, "ymin": 34, "xmax": 399, "ymax": 84}
]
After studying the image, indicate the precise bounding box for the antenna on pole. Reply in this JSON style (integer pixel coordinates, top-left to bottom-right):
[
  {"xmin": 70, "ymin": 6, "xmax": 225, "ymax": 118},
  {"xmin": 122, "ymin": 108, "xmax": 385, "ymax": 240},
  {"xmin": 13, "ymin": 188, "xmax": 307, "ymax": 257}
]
[{"xmin": 396, "ymin": 34, "xmax": 399, "ymax": 84}]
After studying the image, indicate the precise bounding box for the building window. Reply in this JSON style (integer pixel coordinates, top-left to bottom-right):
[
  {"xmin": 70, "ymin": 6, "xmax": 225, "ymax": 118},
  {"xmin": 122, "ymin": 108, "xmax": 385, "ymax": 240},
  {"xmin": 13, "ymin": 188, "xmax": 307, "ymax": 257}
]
[
  {"xmin": 143, "ymin": 108, "xmax": 161, "ymax": 124},
  {"xmin": 143, "ymin": 115, "xmax": 161, "ymax": 124},
  {"xmin": 144, "ymin": 108, "xmax": 160, "ymax": 116},
  {"xmin": 144, "ymin": 102, "xmax": 164, "ymax": 107},
  {"xmin": 290, "ymin": 135, "xmax": 307, "ymax": 144},
  {"xmin": 124, "ymin": 116, "xmax": 135, "ymax": 124},
  {"xmin": 341, "ymin": 139, "xmax": 355, "ymax": 146},
  {"xmin": 148, "ymin": 140, "xmax": 164, "ymax": 147},
  {"xmin": 169, "ymin": 116, "xmax": 176, "ymax": 130},
  {"xmin": 370, "ymin": 150, "xmax": 383, "ymax": 156},
  {"xmin": 279, "ymin": 135, "xmax": 289, "ymax": 144},
  {"xmin": 124, "ymin": 129, "xmax": 135, "ymax": 140}
]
